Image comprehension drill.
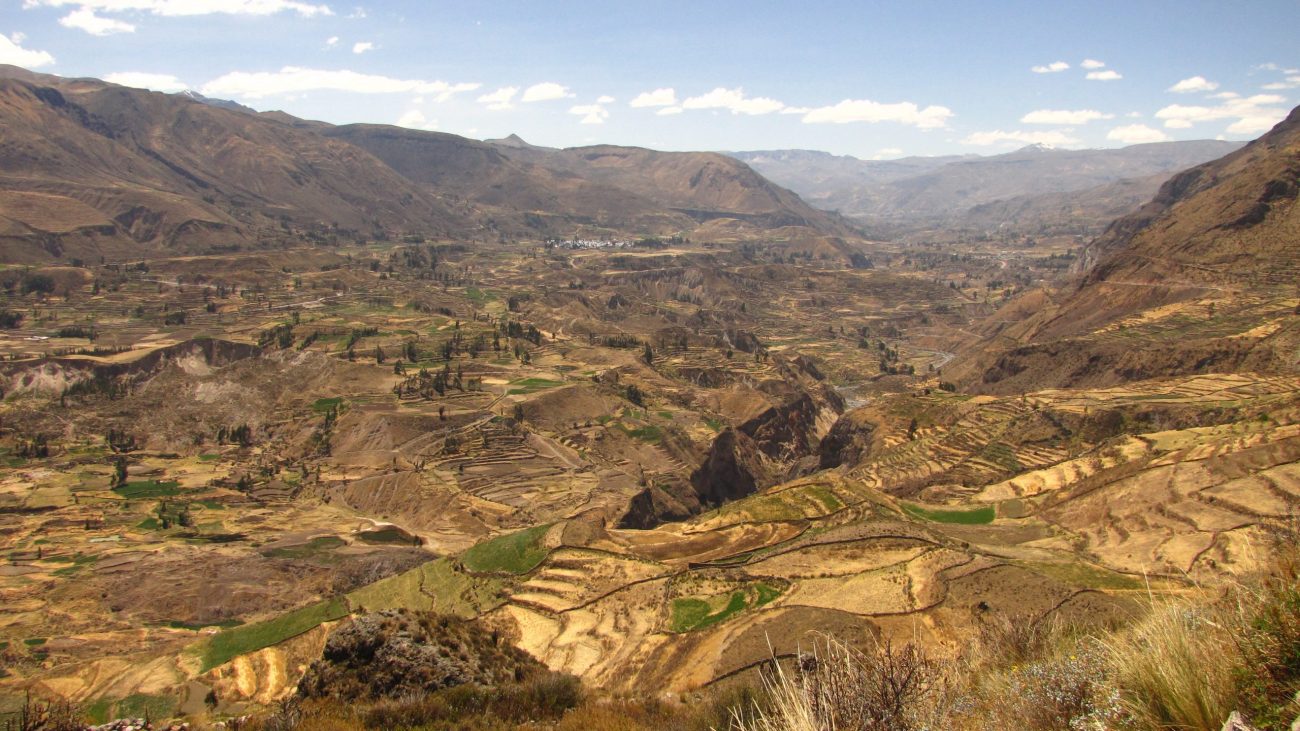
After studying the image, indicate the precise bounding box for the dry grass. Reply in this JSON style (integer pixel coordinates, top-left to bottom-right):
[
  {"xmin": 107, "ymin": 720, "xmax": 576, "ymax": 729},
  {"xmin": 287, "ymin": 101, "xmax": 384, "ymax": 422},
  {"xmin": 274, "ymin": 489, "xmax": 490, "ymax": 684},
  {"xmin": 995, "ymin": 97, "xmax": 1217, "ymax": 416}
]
[
  {"xmin": 1099, "ymin": 527, "xmax": 1300, "ymax": 731},
  {"xmin": 1230, "ymin": 530, "xmax": 1300, "ymax": 729},
  {"xmin": 731, "ymin": 635, "xmax": 951, "ymax": 731},
  {"xmin": 1104, "ymin": 600, "xmax": 1237, "ymax": 730},
  {"xmin": 224, "ymin": 676, "xmax": 758, "ymax": 731},
  {"xmin": 971, "ymin": 611, "xmax": 1063, "ymax": 669},
  {"xmin": 553, "ymin": 689, "xmax": 760, "ymax": 731}
]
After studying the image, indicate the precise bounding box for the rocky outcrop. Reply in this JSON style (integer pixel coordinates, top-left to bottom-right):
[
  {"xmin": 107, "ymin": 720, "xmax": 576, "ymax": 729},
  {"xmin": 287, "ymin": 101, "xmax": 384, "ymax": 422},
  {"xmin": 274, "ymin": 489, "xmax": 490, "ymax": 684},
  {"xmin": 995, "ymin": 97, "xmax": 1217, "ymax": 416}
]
[
  {"xmin": 618, "ymin": 480, "xmax": 700, "ymax": 529},
  {"xmin": 818, "ymin": 411, "xmax": 879, "ymax": 469},
  {"xmin": 298, "ymin": 610, "xmax": 544, "ymax": 701},
  {"xmin": 619, "ymin": 355, "xmax": 843, "ymax": 528},
  {"xmin": 689, "ymin": 427, "xmax": 775, "ymax": 510}
]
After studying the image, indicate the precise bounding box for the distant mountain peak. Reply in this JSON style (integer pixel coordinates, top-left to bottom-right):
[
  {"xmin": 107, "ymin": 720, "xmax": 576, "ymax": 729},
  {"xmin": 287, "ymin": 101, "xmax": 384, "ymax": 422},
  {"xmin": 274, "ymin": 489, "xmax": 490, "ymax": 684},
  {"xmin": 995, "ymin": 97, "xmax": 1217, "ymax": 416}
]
[
  {"xmin": 490, "ymin": 133, "xmax": 536, "ymax": 149},
  {"xmin": 175, "ymin": 90, "xmax": 257, "ymax": 115}
]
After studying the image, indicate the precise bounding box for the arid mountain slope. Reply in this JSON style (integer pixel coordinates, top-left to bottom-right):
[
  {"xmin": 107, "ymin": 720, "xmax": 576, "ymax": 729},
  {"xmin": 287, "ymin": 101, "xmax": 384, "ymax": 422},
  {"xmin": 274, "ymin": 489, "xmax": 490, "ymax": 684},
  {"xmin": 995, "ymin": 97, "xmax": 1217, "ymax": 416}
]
[
  {"xmin": 486, "ymin": 139, "xmax": 863, "ymax": 243},
  {"xmin": 954, "ymin": 172, "xmax": 1174, "ymax": 237},
  {"xmin": 0, "ymin": 66, "xmax": 474, "ymax": 262},
  {"xmin": 955, "ymin": 106, "xmax": 1300, "ymax": 393},
  {"xmin": 323, "ymin": 125, "xmax": 695, "ymax": 234}
]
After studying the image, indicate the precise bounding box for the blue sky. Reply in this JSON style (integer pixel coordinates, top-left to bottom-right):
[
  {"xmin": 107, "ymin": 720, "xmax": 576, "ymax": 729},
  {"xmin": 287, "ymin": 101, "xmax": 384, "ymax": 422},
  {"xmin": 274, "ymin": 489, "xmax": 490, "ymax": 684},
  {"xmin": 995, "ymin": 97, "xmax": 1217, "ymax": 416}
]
[{"xmin": 3, "ymin": 0, "xmax": 1298, "ymax": 158}]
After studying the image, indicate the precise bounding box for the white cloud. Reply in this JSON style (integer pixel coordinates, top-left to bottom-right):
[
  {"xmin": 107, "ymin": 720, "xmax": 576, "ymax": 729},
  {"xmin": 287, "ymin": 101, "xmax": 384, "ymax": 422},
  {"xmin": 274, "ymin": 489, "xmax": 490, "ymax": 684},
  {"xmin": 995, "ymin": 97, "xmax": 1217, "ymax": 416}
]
[
  {"xmin": 629, "ymin": 87, "xmax": 676, "ymax": 107},
  {"xmin": 10, "ymin": 32, "xmax": 25, "ymax": 43},
  {"xmin": 1261, "ymin": 75, "xmax": 1300, "ymax": 90},
  {"xmin": 683, "ymin": 87, "xmax": 784, "ymax": 115},
  {"xmin": 521, "ymin": 82, "xmax": 573, "ymax": 103},
  {"xmin": 1081, "ymin": 59, "xmax": 1106, "ymax": 69},
  {"xmin": 802, "ymin": 98, "xmax": 953, "ymax": 128},
  {"xmin": 779, "ymin": 106, "xmax": 811, "ymax": 114},
  {"xmin": 961, "ymin": 129, "xmax": 1080, "ymax": 147},
  {"xmin": 105, "ymin": 71, "xmax": 187, "ymax": 91},
  {"xmin": 351, "ymin": 41, "xmax": 373, "ymax": 54},
  {"xmin": 396, "ymin": 109, "xmax": 436, "ymax": 130},
  {"xmin": 872, "ymin": 147, "xmax": 904, "ymax": 160},
  {"xmin": 0, "ymin": 32, "xmax": 55, "ymax": 67},
  {"xmin": 58, "ymin": 7, "xmax": 136, "ymax": 34},
  {"xmin": 1020, "ymin": 108, "xmax": 1113, "ymax": 125},
  {"xmin": 1155, "ymin": 93, "xmax": 1289, "ymax": 134},
  {"xmin": 477, "ymin": 86, "xmax": 518, "ymax": 110},
  {"xmin": 1106, "ymin": 124, "xmax": 1169, "ymax": 144},
  {"xmin": 656, "ymin": 106, "xmax": 682, "ymax": 116},
  {"xmin": 1168, "ymin": 76, "xmax": 1219, "ymax": 93},
  {"xmin": 569, "ymin": 103, "xmax": 609, "ymax": 125},
  {"xmin": 325, "ymin": 35, "xmax": 338, "ymax": 46},
  {"xmin": 25, "ymin": 0, "xmax": 332, "ymax": 17},
  {"xmin": 1210, "ymin": 91, "xmax": 1240, "ymax": 99},
  {"xmin": 1086, "ymin": 70, "xmax": 1122, "ymax": 81},
  {"xmin": 202, "ymin": 67, "xmax": 479, "ymax": 100},
  {"xmin": 1154, "ymin": 104, "xmax": 1215, "ymax": 123},
  {"xmin": 1031, "ymin": 61, "xmax": 1069, "ymax": 74},
  {"xmin": 1226, "ymin": 115, "xmax": 1287, "ymax": 135},
  {"xmin": 596, "ymin": 95, "xmax": 614, "ymax": 104}
]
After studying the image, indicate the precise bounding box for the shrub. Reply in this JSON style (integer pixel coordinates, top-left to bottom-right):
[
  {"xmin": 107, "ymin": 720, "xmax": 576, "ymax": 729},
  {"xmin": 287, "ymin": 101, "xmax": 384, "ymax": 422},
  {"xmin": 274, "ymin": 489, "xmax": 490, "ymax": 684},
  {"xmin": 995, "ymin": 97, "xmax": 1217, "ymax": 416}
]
[
  {"xmin": 973, "ymin": 612, "xmax": 1061, "ymax": 669},
  {"xmin": 978, "ymin": 641, "xmax": 1127, "ymax": 731},
  {"xmin": 22, "ymin": 273, "xmax": 55, "ymax": 295},
  {"xmin": 8, "ymin": 692, "xmax": 84, "ymax": 731},
  {"xmin": 0, "ymin": 309, "xmax": 24, "ymax": 328},
  {"xmin": 359, "ymin": 671, "xmax": 580, "ymax": 728},
  {"xmin": 734, "ymin": 635, "xmax": 951, "ymax": 731}
]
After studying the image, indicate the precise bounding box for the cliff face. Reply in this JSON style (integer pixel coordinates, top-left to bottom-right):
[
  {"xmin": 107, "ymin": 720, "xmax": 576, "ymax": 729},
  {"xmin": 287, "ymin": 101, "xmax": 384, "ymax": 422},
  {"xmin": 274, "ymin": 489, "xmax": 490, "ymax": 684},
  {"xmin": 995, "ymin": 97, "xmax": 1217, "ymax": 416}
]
[
  {"xmin": 690, "ymin": 427, "xmax": 773, "ymax": 506},
  {"xmin": 818, "ymin": 410, "xmax": 879, "ymax": 469},
  {"xmin": 0, "ymin": 337, "xmax": 261, "ymax": 397},
  {"xmin": 619, "ymin": 356, "xmax": 842, "ymax": 528}
]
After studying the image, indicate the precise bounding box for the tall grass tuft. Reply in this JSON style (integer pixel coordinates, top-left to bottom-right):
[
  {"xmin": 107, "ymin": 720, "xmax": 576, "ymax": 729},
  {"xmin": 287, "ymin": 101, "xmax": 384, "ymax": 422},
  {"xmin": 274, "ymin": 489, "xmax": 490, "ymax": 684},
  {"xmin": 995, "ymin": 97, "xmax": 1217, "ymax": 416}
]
[
  {"xmin": 1232, "ymin": 528, "xmax": 1300, "ymax": 729},
  {"xmin": 1104, "ymin": 598, "xmax": 1238, "ymax": 730}
]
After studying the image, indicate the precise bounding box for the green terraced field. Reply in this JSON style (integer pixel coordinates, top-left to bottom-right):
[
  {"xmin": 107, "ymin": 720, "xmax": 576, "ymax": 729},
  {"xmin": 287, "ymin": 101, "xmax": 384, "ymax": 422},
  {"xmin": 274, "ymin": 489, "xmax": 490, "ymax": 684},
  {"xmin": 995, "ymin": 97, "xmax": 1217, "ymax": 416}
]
[
  {"xmin": 199, "ymin": 596, "xmax": 349, "ymax": 671},
  {"xmin": 113, "ymin": 480, "xmax": 182, "ymax": 499},
  {"xmin": 461, "ymin": 524, "xmax": 554, "ymax": 575},
  {"xmin": 902, "ymin": 502, "xmax": 996, "ymax": 525}
]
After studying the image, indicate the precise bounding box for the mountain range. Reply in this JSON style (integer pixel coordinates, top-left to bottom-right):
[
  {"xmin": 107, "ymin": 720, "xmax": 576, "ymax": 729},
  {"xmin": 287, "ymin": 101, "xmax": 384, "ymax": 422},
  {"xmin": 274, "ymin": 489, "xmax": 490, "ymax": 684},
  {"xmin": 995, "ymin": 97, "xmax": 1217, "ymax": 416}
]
[
  {"xmin": 730, "ymin": 140, "xmax": 1246, "ymax": 236},
  {"xmin": 0, "ymin": 66, "xmax": 857, "ymax": 264}
]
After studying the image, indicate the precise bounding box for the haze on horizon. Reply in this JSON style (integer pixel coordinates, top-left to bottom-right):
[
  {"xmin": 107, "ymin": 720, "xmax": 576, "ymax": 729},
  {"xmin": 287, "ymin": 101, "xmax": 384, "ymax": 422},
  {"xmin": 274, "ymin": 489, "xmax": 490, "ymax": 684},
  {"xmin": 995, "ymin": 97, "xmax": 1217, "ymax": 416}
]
[{"xmin": 2, "ymin": 0, "xmax": 1298, "ymax": 159}]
